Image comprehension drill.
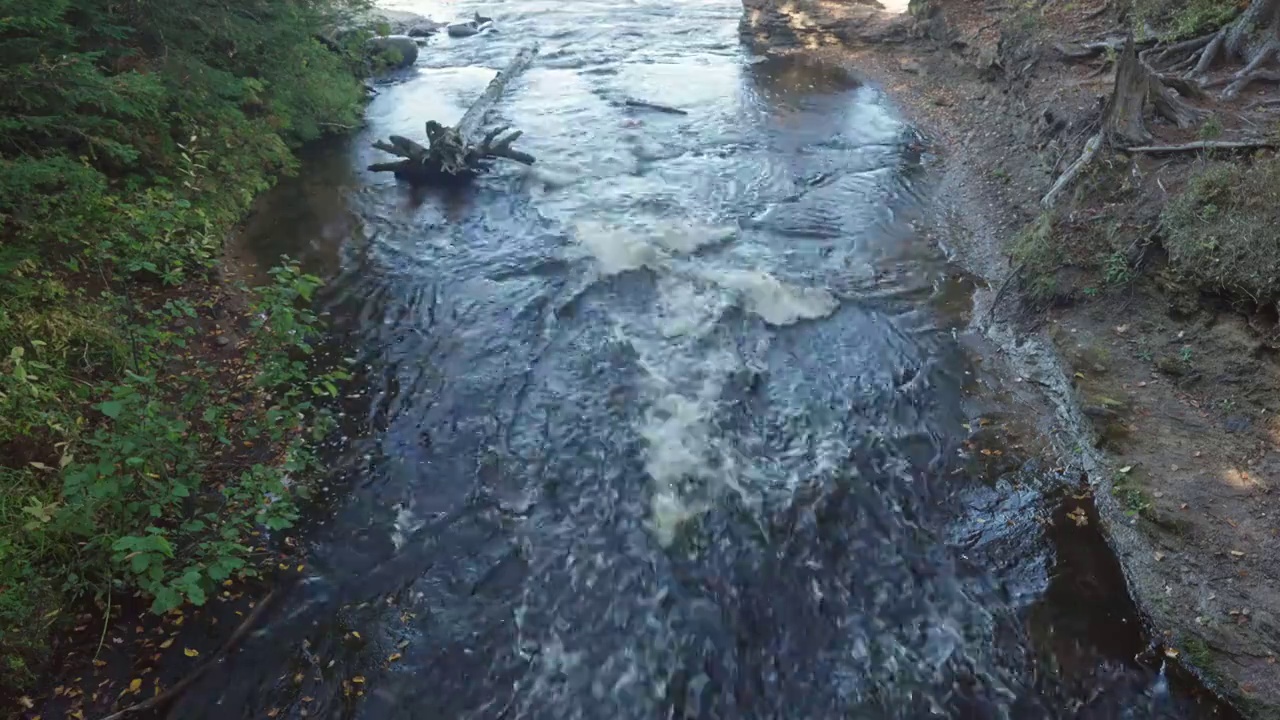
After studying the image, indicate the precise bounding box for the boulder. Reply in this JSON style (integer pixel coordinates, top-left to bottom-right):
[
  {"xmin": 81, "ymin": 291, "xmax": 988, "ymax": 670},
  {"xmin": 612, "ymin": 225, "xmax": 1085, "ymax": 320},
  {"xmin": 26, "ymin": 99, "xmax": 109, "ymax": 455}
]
[
  {"xmin": 370, "ymin": 9, "xmax": 430, "ymax": 36},
  {"xmin": 446, "ymin": 21, "xmax": 483, "ymax": 37},
  {"xmin": 366, "ymin": 35, "xmax": 419, "ymax": 70}
]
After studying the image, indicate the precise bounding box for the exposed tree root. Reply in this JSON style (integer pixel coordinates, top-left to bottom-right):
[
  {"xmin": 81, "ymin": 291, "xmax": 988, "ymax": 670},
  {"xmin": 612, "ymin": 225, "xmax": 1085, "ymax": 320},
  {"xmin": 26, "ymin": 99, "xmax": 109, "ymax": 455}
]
[
  {"xmin": 1042, "ymin": 132, "xmax": 1103, "ymax": 208},
  {"xmin": 1173, "ymin": 0, "xmax": 1280, "ymax": 96},
  {"xmin": 1191, "ymin": 28, "xmax": 1227, "ymax": 78},
  {"xmin": 1143, "ymin": 33, "xmax": 1215, "ymax": 69},
  {"xmin": 1223, "ymin": 68, "xmax": 1280, "ymax": 97},
  {"xmin": 1041, "ymin": 35, "xmax": 1220, "ymax": 207}
]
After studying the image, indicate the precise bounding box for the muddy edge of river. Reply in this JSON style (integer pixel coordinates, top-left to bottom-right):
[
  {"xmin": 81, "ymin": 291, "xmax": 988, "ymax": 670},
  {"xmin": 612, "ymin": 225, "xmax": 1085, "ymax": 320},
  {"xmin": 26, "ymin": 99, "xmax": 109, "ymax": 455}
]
[{"xmin": 737, "ymin": 1, "xmax": 1280, "ymax": 717}]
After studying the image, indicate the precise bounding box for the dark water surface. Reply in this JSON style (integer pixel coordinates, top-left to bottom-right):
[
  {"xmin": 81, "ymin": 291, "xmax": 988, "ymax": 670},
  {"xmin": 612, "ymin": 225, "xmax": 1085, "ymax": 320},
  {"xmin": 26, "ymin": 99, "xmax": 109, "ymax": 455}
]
[{"xmin": 182, "ymin": 1, "xmax": 1233, "ymax": 717}]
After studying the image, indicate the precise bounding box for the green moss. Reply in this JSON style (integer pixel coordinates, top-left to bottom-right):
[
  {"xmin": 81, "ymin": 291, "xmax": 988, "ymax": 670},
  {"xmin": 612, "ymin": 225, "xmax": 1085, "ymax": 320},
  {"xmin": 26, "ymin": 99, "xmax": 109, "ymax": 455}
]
[
  {"xmin": 1183, "ymin": 636, "xmax": 1214, "ymax": 669},
  {"xmin": 1010, "ymin": 212, "xmax": 1064, "ymax": 303}
]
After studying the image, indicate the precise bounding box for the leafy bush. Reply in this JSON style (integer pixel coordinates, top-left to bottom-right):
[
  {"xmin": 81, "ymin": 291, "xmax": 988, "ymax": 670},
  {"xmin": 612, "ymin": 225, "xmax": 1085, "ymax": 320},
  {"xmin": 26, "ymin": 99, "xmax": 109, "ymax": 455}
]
[
  {"xmin": 1161, "ymin": 157, "xmax": 1280, "ymax": 306},
  {"xmin": 0, "ymin": 0, "xmax": 371, "ymax": 695}
]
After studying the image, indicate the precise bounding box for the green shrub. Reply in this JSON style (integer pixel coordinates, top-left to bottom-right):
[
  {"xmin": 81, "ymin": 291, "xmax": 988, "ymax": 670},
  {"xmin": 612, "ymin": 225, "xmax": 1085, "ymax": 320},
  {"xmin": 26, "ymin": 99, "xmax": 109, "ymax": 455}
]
[
  {"xmin": 0, "ymin": 0, "xmax": 371, "ymax": 695},
  {"xmin": 1161, "ymin": 158, "xmax": 1280, "ymax": 306}
]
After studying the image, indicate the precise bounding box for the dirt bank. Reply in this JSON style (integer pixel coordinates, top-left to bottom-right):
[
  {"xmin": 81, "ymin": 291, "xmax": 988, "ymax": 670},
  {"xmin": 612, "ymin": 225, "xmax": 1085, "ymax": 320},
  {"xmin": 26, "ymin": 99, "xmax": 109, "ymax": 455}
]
[{"xmin": 743, "ymin": 0, "xmax": 1280, "ymax": 717}]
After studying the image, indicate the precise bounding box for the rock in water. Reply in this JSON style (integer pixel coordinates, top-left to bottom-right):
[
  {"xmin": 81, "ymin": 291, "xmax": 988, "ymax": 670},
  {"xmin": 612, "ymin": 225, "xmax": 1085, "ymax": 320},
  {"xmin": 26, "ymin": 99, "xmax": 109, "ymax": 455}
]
[
  {"xmin": 447, "ymin": 21, "xmax": 480, "ymax": 37},
  {"xmin": 366, "ymin": 35, "xmax": 419, "ymax": 69},
  {"xmin": 447, "ymin": 13, "xmax": 494, "ymax": 37},
  {"xmin": 407, "ymin": 20, "xmax": 444, "ymax": 37}
]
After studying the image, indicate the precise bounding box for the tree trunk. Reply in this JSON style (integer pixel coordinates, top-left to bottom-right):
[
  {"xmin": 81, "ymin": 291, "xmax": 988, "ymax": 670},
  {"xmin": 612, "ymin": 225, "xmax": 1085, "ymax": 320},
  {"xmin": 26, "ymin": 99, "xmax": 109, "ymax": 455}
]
[
  {"xmin": 1105, "ymin": 39, "xmax": 1153, "ymax": 146},
  {"xmin": 369, "ymin": 44, "xmax": 540, "ymax": 183},
  {"xmin": 455, "ymin": 44, "xmax": 538, "ymax": 143}
]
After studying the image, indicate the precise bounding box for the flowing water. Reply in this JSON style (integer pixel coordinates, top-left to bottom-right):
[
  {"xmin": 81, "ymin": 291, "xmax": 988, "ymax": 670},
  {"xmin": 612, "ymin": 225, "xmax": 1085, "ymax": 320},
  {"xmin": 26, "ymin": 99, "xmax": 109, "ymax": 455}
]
[{"xmin": 179, "ymin": 1, "xmax": 1234, "ymax": 717}]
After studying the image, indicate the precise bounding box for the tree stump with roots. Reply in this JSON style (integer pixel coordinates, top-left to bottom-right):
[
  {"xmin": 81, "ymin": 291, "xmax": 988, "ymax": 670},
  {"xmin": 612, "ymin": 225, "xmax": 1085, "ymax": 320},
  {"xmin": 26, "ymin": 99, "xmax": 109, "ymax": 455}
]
[{"xmin": 369, "ymin": 44, "xmax": 539, "ymax": 183}]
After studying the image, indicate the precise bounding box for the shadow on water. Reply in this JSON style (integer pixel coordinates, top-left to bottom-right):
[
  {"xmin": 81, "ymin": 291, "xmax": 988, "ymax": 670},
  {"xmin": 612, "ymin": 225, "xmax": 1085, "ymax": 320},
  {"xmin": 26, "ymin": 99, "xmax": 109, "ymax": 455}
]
[{"xmin": 173, "ymin": 2, "xmax": 1238, "ymax": 718}]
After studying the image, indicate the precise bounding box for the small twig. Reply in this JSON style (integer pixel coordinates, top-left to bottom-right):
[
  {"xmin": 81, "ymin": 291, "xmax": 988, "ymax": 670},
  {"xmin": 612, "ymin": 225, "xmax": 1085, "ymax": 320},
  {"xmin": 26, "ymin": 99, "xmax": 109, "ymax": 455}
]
[
  {"xmin": 94, "ymin": 588, "xmax": 280, "ymax": 720},
  {"xmin": 1124, "ymin": 139, "xmax": 1277, "ymax": 154},
  {"xmin": 94, "ymin": 587, "xmax": 112, "ymax": 662},
  {"xmin": 1244, "ymin": 97, "xmax": 1280, "ymax": 110}
]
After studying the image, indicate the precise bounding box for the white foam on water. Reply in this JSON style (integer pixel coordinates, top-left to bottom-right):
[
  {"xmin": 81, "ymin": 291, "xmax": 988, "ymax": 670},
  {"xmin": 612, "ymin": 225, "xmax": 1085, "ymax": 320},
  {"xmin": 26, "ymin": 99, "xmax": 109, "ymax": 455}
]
[
  {"xmin": 571, "ymin": 220, "xmax": 665, "ymax": 275},
  {"xmin": 390, "ymin": 501, "xmax": 424, "ymax": 551},
  {"xmin": 651, "ymin": 219, "xmax": 737, "ymax": 254},
  {"xmin": 704, "ymin": 267, "xmax": 839, "ymax": 325},
  {"xmin": 576, "ymin": 220, "xmax": 839, "ymax": 545},
  {"xmin": 652, "ymin": 273, "xmax": 727, "ymax": 339}
]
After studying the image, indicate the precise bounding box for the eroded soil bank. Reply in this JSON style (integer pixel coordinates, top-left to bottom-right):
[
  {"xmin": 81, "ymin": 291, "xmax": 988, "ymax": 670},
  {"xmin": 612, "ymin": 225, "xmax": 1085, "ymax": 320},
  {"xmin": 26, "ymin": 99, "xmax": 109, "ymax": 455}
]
[{"xmin": 740, "ymin": 0, "xmax": 1280, "ymax": 716}]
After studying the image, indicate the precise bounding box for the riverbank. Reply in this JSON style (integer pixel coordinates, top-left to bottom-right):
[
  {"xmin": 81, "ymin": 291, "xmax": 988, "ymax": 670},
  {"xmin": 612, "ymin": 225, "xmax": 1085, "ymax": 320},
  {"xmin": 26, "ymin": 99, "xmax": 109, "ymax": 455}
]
[
  {"xmin": 0, "ymin": 0, "xmax": 398, "ymax": 712},
  {"xmin": 747, "ymin": 0, "xmax": 1280, "ymax": 716}
]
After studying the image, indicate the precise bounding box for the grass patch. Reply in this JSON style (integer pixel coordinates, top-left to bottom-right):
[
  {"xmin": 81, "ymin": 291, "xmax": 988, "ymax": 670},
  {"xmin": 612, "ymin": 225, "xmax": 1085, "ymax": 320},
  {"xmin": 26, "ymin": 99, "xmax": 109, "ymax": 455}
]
[
  {"xmin": 1113, "ymin": 480, "xmax": 1152, "ymax": 516},
  {"xmin": 1128, "ymin": 0, "xmax": 1239, "ymax": 39},
  {"xmin": 1161, "ymin": 157, "xmax": 1280, "ymax": 308}
]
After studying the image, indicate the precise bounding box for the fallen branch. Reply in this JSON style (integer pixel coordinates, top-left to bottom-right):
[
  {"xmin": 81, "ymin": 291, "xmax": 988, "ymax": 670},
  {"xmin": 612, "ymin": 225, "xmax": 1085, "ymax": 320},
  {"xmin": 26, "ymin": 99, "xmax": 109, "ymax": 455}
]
[
  {"xmin": 1042, "ymin": 132, "xmax": 1103, "ymax": 208},
  {"xmin": 622, "ymin": 98, "xmax": 689, "ymax": 115},
  {"xmin": 95, "ymin": 588, "xmax": 280, "ymax": 720},
  {"xmin": 1123, "ymin": 139, "xmax": 1278, "ymax": 153}
]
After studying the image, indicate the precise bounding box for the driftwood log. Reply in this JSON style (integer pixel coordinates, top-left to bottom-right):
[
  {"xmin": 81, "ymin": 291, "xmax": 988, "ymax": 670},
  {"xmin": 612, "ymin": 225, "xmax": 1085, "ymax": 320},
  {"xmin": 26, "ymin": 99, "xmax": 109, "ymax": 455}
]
[{"xmin": 369, "ymin": 43, "xmax": 539, "ymax": 182}]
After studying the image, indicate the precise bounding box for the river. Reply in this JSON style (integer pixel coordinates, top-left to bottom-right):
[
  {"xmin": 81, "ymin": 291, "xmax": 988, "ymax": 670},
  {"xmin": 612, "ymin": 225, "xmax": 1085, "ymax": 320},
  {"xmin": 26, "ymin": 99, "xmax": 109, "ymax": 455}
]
[{"xmin": 183, "ymin": 0, "xmax": 1232, "ymax": 717}]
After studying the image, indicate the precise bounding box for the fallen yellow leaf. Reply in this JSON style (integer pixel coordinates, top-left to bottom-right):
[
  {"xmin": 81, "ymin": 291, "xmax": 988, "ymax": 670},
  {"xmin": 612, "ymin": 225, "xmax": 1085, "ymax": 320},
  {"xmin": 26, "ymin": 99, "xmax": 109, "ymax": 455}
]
[
  {"xmin": 184, "ymin": 647, "xmax": 200, "ymax": 657},
  {"xmin": 388, "ymin": 653, "xmax": 402, "ymax": 662},
  {"xmin": 352, "ymin": 675, "xmax": 366, "ymax": 684},
  {"xmin": 129, "ymin": 678, "xmax": 142, "ymax": 693},
  {"xmin": 350, "ymin": 631, "xmax": 361, "ymax": 640},
  {"xmin": 160, "ymin": 638, "xmax": 174, "ymax": 649}
]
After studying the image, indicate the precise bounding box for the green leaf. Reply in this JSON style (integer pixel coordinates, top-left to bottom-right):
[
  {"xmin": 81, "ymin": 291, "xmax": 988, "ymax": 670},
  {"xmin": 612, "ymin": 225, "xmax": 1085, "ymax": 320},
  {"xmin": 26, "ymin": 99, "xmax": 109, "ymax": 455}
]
[
  {"xmin": 185, "ymin": 584, "xmax": 207, "ymax": 606},
  {"xmin": 99, "ymin": 400, "xmax": 124, "ymax": 418},
  {"xmin": 131, "ymin": 553, "xmax": 152, "ymax": 573},
  {"xmin": 151, "ymin": 587, "xmax": 181, "ymax": 614}
]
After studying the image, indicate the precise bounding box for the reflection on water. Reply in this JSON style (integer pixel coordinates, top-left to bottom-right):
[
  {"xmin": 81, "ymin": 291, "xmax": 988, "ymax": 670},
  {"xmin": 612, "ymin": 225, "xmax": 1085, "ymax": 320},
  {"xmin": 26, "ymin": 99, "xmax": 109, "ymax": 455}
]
[{"xmin": 190, "ymin": 1, "xmax": 1234, "ymax": 719}]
